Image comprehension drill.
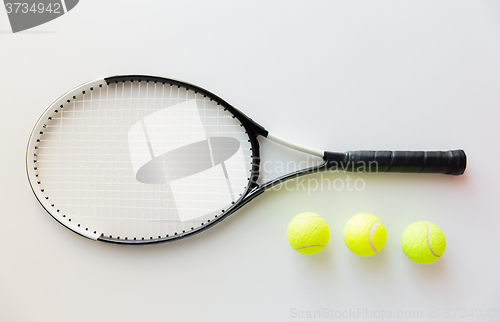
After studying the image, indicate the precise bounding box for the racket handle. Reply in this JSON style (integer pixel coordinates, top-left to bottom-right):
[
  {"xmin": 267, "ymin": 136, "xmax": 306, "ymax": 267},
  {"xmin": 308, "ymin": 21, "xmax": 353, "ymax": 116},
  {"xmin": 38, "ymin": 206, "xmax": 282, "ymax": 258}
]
[{"xmin": 324, "ymin": 150, "xmax": 466, "ymax": 175}]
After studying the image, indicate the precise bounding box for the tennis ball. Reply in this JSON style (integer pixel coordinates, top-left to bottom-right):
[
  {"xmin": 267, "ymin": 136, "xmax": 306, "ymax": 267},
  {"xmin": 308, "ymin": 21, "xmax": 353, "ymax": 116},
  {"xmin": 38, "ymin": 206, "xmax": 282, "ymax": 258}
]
[
  {"xmin": 343, "ymin": 213, "xmax": 387, "ymax": 257},
  {"xmin": 401, "ymin": 221, "xmax": 446, "ymax": 264},
  {"xmin": 287, "ymin": 212, "xmax": 329, "ymax": 255}
]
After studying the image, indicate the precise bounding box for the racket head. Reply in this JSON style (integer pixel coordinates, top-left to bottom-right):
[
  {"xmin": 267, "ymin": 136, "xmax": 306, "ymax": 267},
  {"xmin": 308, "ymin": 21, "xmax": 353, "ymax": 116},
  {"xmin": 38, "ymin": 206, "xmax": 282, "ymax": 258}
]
[{"xmin": 26, "ymin": 76, "xmax": 264, "ymax": 243}]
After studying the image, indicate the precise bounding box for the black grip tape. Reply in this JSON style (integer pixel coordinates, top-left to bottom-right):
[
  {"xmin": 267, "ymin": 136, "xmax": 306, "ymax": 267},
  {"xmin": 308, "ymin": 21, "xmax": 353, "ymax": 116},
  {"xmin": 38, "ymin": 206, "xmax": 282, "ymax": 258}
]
[{"xmin": 325, "ymin": 150, "xmax": 466, "ymax": 175}]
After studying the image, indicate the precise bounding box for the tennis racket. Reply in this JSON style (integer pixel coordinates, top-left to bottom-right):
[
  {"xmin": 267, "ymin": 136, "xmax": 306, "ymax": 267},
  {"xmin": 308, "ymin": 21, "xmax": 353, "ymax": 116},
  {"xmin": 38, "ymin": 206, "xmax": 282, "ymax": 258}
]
[{"xmin": 26, "ymin": 75, "xmax": 466, "ymax": 243}]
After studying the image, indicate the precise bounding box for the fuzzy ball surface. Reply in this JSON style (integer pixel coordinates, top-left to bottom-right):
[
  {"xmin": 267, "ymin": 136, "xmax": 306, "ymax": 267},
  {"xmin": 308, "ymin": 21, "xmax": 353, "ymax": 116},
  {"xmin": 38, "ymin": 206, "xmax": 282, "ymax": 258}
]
[
  {"xmin": 401, "ymin": 221, "xmax": 446, "ymax": 264},
  {"xmin": 287, "ymin": 212, "xmax": 329, "ymax": 255},
  {"xmin": 343, "ymin": 213, "xmax": 387, "ymax": 257}
]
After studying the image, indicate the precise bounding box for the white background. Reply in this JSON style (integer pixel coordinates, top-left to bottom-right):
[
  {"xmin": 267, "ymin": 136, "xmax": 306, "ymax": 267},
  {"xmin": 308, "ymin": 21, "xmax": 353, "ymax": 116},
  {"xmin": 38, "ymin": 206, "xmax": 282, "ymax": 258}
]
[{"xmin": 1, "ymin": 1, "xmax": 499, "ymax": 321}]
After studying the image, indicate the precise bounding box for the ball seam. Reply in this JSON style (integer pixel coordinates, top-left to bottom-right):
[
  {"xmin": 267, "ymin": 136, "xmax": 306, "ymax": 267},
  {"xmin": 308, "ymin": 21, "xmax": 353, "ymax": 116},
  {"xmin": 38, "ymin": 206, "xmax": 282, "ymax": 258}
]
[
  {"xmin": 368, "ymin": 221, "xmax": 382, "ymax": 253},
  {"xmin": 294, "ymin": 245, "xmax": 325, "ymax": 251},
  {"xmin": 425, "ymin": 222, "xmax": 441, "ymax": 258}
]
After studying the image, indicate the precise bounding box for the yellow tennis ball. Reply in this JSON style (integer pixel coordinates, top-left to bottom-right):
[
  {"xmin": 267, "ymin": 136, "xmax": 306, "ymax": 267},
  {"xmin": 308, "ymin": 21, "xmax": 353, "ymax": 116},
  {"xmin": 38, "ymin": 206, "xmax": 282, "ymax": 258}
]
[
  {"xmin": 343, "ymin": 213, "xmax": 387, "ymax": 257},
  {"xmin": 401, "ymin": 221, "xmax": 446, "ymax": 264},
  {"xmin": 287, "ymin": 212, "xmax": 329, "ymax": 255}
]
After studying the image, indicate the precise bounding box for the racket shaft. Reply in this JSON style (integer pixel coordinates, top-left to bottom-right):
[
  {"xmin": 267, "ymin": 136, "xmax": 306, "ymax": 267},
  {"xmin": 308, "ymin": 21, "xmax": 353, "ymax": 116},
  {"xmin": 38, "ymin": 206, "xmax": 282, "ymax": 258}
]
[{"xmin": 325, "ymin": 150, "xmax": 466, "ymax": 175}]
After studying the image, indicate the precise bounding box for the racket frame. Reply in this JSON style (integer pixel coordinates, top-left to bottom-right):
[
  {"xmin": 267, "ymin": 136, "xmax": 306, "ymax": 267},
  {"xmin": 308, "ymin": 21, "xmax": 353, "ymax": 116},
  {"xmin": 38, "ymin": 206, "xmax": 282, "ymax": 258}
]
[{"xmin": 27, "ymin": 75, "xmax": 322, "ymax": 243}]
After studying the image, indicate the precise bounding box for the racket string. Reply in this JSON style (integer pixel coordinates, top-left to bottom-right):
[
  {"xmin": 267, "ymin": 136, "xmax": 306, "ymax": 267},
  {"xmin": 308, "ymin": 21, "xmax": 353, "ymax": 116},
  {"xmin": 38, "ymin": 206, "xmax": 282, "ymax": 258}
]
[{"xmin": 32, "ymin": 79, "xmax": 252, "ymax": 240}]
